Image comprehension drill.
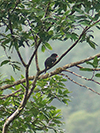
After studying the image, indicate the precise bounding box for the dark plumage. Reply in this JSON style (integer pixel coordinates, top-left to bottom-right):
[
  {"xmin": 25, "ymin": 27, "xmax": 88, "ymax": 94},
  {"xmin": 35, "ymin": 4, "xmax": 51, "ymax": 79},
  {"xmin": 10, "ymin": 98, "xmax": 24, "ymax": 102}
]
[{"xmin": 44, "ymin": 53, "xmax": 58, "ymax": 73}]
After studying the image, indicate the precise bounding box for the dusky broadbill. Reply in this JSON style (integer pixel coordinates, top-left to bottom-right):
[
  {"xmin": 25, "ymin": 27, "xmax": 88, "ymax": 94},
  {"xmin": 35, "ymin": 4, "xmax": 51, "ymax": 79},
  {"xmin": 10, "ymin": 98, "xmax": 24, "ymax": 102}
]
[{"xmin": 44, "ymin": 53, "xmax": 58, "ymax": 73}]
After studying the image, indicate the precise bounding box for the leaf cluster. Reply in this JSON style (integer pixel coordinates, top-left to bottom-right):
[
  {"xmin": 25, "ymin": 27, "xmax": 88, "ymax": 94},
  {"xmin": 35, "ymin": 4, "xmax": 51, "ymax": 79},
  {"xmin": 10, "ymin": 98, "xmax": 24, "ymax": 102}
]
[
  {"xmin": 80, "ymin": 56, "xmax": 100, "ymax": 77},
  {"xmin": 1, "ymin": 0, "xmax": 100, "ymax": 53},
  {"xmin": 0, "ymin": 75, "xmax": 70, "ymax": 132}
]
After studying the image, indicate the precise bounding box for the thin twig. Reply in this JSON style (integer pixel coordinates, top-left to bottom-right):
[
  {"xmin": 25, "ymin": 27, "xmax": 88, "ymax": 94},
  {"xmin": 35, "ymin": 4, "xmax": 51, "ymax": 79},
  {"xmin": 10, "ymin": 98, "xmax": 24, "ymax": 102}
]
[
  {"xmin": 25, "ymin": 67, "xmax": 29, "ymax": 98},
  {"xmin": 35, "ymin": 48, "xmax": 40, "ymax": 71},
  {"xmin": 44, "ymin": 2, "xmax": 51, "ymax": 18},
  {"xmin": 60, "ymin": 73, "xmax": 100, "ymax": 95},
  {"xmin": 28, "ymin": 40, "xmax": 41, "ymax": 67},
  {"xmin": 0, "ymin": 89, "xmax": 22, "ymax": 99},
  {"xmin": 11, "ymin": 0, "xmax": 20, "ymax": 13},
  {"xmin": 17, "ymin": 50, "xmax": 26, "ymax": 67},
  {"xmin": 27, "ymin": 72, "xmax": 39, "ymax": 99},
  {"xmin": 7, "ymin": 10, "xmax": 26, "ymax": 67},
  {"xmin": 62, "ymin": 53, "xmax": 100, "ymax": 70},
  {"xmin": 0, "ymin": 76, "xmax": 35, "ymax": 91},
  {"xmin": 77, "ymin": 65, "xmax": 100, "ymax": 71},
  {"xmin": 65, "ymin": 69, "xmax": 100, "ymax": 86},
  {"xmin": 54, "ymin": 26, "xmax": 88, "ymax": 65},
  {"xmin": 27, "ymin": 3, "xmax": 56, "ymax": 68},
  {"xmin": 26, "ymin": 19, "xmax": 40, "ymax": 71}
]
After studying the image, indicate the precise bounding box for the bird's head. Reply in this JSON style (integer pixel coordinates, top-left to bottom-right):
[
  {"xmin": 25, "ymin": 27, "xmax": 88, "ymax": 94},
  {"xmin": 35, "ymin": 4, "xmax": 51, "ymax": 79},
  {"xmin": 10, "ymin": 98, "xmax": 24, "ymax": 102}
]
[{"xmin": 51, "ymin": 53, "xmax": 58, "ymax": 58}]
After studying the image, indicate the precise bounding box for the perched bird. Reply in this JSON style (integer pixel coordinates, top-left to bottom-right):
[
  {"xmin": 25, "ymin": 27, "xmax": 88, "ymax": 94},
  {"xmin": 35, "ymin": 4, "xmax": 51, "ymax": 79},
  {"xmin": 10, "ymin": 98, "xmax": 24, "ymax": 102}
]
[{"xmin": 44, "ymin": 53, "xmax": 58, "ymax": 73}]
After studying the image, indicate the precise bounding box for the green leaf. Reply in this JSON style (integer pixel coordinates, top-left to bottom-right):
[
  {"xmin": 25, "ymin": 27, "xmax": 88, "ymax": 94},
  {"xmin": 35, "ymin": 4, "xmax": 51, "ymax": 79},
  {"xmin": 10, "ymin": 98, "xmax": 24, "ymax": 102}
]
[
  {"xmin": 93, "ymin": 56, "xmax": 98, "ymax": 68},
  {"xmin": 41, "ymin": 45, "xmax": 46, "ymax": 52},
  {"xmin": 87, "ymin": 37, "xmax": 96, "ymax": 49},
  {"xmin": 86, "ymin": 57, "xmax": 99, "ymax": 68},
  {"xmin": 12, "ymin": 61, "xmax": 21, "ymax": 65},
  {"xmin": 0, "ymin": 60, "xmax": 10, "ymax": 66},
  {"xmin": 86, "ymin": 61, "xmax": 94, "ymax": 67},
  {"xmin": 96, "ymin": 26, "xmax": 100, "ymax": 30},
  {"xmin": 4, "ymin": 78, "xmax": 14, "ymax": 84},
  {"xmin": 70, "ymin": 33, "xmax": 78, "ymax": 41},
  {"xmin": 45, "ymin": 42, "xmax": 52, "ymax": 50},
  {"xmin": 94, "ymin": 13, "xmax": 100, "ymax": 21},
  {"xmin": 89, "ymin": 41, "xmax": 96, "ymax": 49},
  {"xmin": 76, "ymin": 15, "xmax": 87, "ymax": 20},
  {"xmin": 10, "ymin": 76, "xmax": 15, "ymax": 82},
  {"xmin": 12, "ymin": 64, "xmax": 20, "ymax": 71},
  {"xmin": 80, "ymin": 68, "xmax": 93, "ymax": 71},
  {"xmin": 95, "ymin": 73, "xmax": 100, "ymax": 77},
  {"xmin": 78, "ymin": 19, "xmax": 90, "ymax": 26},
  {"xmin": 62, "ymin": 98, "xmax": 68, "ymax": 105}
]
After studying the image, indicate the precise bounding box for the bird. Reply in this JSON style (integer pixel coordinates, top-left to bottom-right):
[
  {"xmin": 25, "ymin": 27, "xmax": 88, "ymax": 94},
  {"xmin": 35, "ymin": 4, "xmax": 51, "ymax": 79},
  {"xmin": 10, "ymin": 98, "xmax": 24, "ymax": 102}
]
[{"xmin": 44, "ymin": 53, "xmax": 58, "ymax": 73}]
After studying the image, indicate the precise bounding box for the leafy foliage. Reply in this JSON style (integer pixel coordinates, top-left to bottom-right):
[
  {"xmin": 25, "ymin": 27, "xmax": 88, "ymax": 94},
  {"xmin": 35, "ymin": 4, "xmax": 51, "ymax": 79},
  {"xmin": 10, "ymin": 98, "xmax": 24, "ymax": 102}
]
[
  {"xmin": 1, "ymin": 0, "xmax": 100, "ymax": 52},
  {"xmin": 0, "ymin": 0, "xmax": 100, "ymax": 132},
  {"xmin": 80, "ymin": 56, "xmax": 100, "ymax": 71},
  {"xmin": 0, "ymin": 75, "xmax": 70, "ymax": 132}
]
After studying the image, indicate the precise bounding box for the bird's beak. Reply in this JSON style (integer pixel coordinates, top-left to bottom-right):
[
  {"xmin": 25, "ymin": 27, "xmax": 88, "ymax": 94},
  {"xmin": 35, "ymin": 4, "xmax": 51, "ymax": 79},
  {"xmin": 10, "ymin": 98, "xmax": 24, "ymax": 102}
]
[{"xmin": 56, "ymin": 55, "xmax": 58, "ymax": 58}]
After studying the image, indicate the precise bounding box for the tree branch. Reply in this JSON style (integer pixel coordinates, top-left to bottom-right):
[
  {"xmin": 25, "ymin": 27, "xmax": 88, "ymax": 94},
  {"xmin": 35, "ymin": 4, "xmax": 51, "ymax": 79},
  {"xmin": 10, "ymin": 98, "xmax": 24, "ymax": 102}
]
[
  {"xmin": 27, "ymin": 38, "xmax": 41, "ymax": 67},
  {"xmin": 1, "ymin": 53, "xmax": 100, "ymax": 91},
  {"xmin": 35, "ymin": 49, "xmax": 40, "ymax": 71},
  {"xmin": 53, "ymin": 20, "xmax": 100, "ymax": 66},
  {"xmin": 65, "ymin": 69, "xmax": 100, "ymax": 86},
  {"xmin": 17, "ymin": 50, "xmax": 26, "ymax": 67},
  {"xmin": 26, "ymin": 19, "xmax": 40, "ymax": 71},
  {"xmin": 76, "ymin": 65, "xmax": 100, "ymax": 71},
  {"xmin": 27, "ymin": 72, "xmax": 39, "ymax": 99},
  {"xmin": 0, "ymin": 89, "xmax": 22, "ymax": 99},
  {"xmin": 0, "ymin": 76, "xmax": 35, "ymax": 91},
  {"xmin": 44, "ymin": 1, "xmax": 51, "ymax": 18},
  {"xmin": 2, "ymin": 72, "xmax": 39, "ymax": 133},
  {"xmin": 24, "ymin": 66, "xmax": 29, "ymax": 99},
  {"xmin": 43, "ymin": 19, "xmax": 100, "ymax": 72},
  {"xmin": 62, "ymin": 53, "xmax": 100, "ymax": 70},
  {"xmin": 40, "ymin": 53, "xmax": 100, "ymax": 74},
  {"xmin": 11, "ymin": 0, "xmax": 20, "ymax": 13},
  {"xmin": 53, "ymin": 26, "xmax": 88, "ymax": 66},
  {"xmin": 26, "ymin": 3, "xmax": 56, "ymax": 68},
  {"xmin": 60, "ymin": 73, "xmax": 100, "ymax": 95},
  {"xmin": 7, "ymin": 11, "xmax": 26, "ymax": 68}
]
